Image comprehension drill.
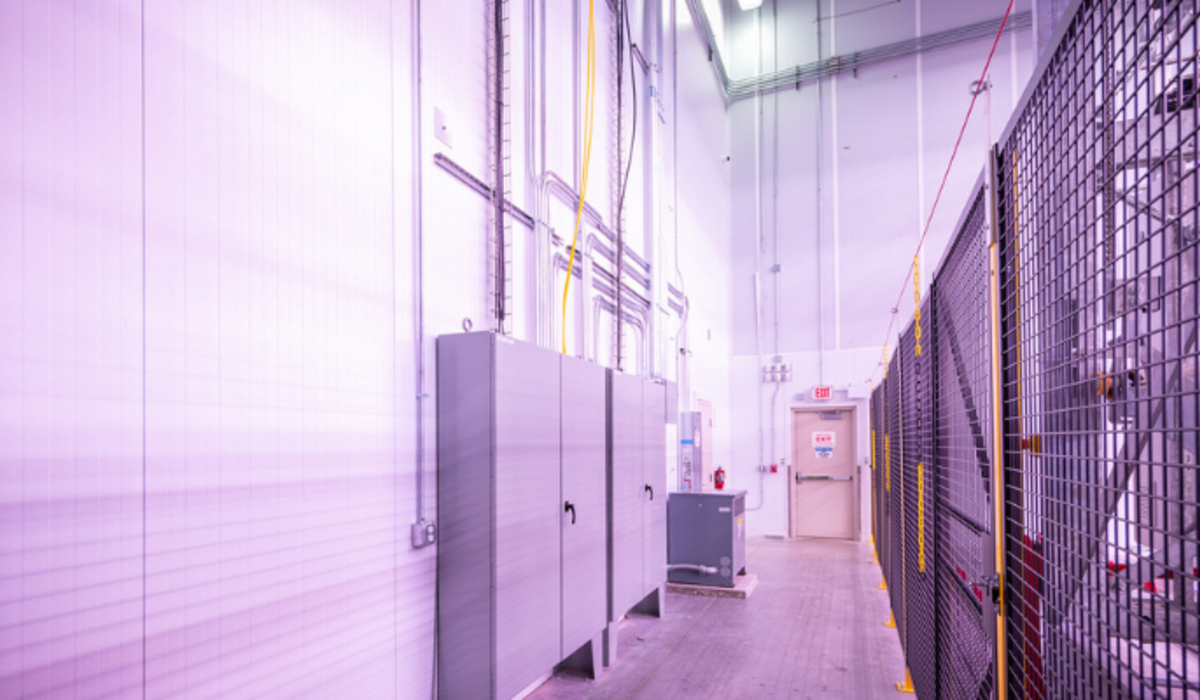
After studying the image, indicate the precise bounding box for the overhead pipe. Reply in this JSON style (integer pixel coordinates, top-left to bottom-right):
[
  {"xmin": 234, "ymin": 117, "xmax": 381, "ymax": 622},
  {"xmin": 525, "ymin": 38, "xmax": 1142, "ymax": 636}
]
[{"xmin": 683, "ymin": 0, "xmax": 1030, "ymax": 102}]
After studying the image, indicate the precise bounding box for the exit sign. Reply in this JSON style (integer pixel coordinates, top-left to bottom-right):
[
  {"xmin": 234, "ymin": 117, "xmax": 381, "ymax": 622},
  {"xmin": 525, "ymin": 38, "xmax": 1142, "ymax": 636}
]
[{"xmin": 812, "ymin": 386, "xmax": 833, "ymax": 401}]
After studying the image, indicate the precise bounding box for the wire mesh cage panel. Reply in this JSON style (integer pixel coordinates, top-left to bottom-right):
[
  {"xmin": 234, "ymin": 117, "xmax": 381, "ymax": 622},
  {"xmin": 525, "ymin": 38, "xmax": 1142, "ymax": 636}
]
[
  {"xmin": 878, "ymin": 380, "xmax": 894, "ymax": 584},
  {"xmin": 902, "ymin": 299, "xmax": 939, "ymax": 700},
  {"xmin": 889, "ymin": 352, "xmax": 907, "ymax": 645},
  {"xmin": 997, "ymin": 1, "xmax": 1200, "ymax": 697},
  {"xmin": 873, "ymin": 384, "xmax": 887, "ymax": 556},
  {"xmin": 935, "ymin": 185, "xmax": 997, "ymax": 700}
]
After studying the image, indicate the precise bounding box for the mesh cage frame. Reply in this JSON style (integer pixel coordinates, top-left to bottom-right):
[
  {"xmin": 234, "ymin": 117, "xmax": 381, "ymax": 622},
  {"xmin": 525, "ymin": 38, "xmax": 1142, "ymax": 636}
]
[
  {"xmin": 888, "ymin": 352, "xmax": 906, "ymax": 648},
  {"xmin": 901, "ymin": 296, "xmax": 940, "ymax": 700},
  {"xmin": 935, "ymin": 185, "xmax": 998, "ymax": 700},
  {"xmin": 868, "ymin": 3, "xmax": 1200, "ymax": 697},
  {"xmin": 873, "ymin": 385, "xmax": 886, "ymax": 557},
  {"xmin": 998, "ymin": 1, "xmax": 1200, "ymax": 698}
]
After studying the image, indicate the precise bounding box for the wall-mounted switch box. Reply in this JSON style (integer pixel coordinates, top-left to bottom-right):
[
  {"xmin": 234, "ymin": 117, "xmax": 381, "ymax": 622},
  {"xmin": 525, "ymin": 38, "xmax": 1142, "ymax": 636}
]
[
  {"xmin": 761, "ymin": 363, "xmax": 793, "ymax": 383},
  {"xmin": 411, "ymin": 519, "xmax": 437, "ymax": 549},
  {"xmin": 434, "ymin": 108, "xmax": 454, "ymax": 148}
]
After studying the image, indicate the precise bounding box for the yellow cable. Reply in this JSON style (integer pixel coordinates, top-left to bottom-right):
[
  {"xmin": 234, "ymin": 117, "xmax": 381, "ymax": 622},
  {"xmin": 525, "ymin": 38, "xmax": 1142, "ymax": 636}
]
[{"xmin": 562, "ymin": 0, "xmax": 597, "ymax": 354}]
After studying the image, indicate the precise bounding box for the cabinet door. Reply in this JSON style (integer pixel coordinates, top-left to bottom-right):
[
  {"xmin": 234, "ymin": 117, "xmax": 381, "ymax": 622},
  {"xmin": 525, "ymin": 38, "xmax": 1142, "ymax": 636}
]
[
  {"xmin": 608, "ymin": 371, "xmax": 644, "ymax": 621},
  {"xmin": 560, "ymin": 357, "xmax": 607, "ymax": 657},
  {"xmin": 494, "ymin": 338, "xmax": 561, "ymax": 700},
  {"xmin": 642, "ymin": 381, "xmax": 668, "ymax": 594}
]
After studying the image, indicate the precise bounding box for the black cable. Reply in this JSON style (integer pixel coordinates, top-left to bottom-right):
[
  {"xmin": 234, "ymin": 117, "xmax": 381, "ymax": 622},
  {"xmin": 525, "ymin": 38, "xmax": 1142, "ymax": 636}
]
[{"xmin": 616, "ymin": 0, "xmax": 637, "ymax": 241}]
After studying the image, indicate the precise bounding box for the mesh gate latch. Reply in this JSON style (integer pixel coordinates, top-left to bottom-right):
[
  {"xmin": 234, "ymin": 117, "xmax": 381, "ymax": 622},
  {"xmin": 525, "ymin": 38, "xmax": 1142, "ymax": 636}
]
[{"xmin": 973, "ymin": 573, "xmax": 1001, "ymax": 606}]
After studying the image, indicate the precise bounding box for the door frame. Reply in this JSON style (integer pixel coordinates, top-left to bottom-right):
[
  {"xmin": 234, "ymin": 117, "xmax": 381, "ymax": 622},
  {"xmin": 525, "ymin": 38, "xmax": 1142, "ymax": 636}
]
[{"xmin": 788, "ymin": 405, "xmax": 860, "ymax": 541}]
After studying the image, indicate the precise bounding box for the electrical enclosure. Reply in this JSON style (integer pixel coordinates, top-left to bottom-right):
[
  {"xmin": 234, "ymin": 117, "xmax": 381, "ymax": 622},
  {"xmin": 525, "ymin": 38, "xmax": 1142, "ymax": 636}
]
[
  {"xmin": 607, "ymin": 371, "xmax": 668, "ymax": 625},
  {"xmin": 437, "ymin": 333, "xmax": 607, "ymax": 700}
]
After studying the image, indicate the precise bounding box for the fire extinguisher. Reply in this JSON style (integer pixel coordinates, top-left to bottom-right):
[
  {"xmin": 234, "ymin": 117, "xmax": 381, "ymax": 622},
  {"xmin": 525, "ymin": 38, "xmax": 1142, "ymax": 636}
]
[{"xmin": 714, "ymin": 467, "xmax": 726, "ymax": 490}]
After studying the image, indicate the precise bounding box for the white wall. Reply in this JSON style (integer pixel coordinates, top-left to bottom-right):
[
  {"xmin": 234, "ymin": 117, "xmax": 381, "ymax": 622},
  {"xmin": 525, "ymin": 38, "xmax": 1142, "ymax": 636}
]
[
  {"xmin": 0, "ymin": 0, "xmax": 731, "ymax": 697},
  {"xmin": 672, "ymin": 0, "xmax": 735, "ymax": 477},
  {"xmin": 721, "ymin": 0, "xmax": 1036, "ymax": 538}
]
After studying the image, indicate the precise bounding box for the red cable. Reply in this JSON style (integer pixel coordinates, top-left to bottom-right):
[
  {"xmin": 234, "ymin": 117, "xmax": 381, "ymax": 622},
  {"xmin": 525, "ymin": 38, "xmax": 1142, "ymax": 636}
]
[{"xmin": 869, "ymin": 0, "xmax": 1016, "ymax": 386}]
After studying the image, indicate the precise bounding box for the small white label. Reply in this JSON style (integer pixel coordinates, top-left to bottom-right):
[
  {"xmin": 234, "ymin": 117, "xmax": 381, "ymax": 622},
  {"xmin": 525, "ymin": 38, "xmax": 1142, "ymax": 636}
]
[{"xmin": 718, "ymin": 507, "xmax": 731, "ymax": 513}]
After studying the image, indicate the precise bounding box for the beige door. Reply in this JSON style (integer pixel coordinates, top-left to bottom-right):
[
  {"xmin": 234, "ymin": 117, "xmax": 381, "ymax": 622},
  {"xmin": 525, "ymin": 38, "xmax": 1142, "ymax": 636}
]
[
  {"xmin": 696, "ymin": 398, "xmax": 714, "ymax": 488},
  {"xmin": 790, "ymin": 408, "xmax": 856, "ymax": 539}
]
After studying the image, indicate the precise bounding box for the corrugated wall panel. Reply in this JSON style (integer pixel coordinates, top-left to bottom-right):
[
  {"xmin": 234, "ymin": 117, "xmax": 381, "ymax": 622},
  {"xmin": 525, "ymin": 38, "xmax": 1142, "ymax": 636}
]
[
  {"xmin": 0, "ymin": 2, "xmax": 146, "ymax": 697},
  {"xmin": 0, "ymin": 2, "xmax": 436, "ymax": 697}
]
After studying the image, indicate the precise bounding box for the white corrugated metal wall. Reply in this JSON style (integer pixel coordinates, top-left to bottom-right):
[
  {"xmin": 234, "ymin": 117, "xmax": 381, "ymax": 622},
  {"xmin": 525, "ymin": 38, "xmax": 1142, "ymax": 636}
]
[{"xmin": 0, "ymin": 1, "xmax": 734, "ymax": 697}]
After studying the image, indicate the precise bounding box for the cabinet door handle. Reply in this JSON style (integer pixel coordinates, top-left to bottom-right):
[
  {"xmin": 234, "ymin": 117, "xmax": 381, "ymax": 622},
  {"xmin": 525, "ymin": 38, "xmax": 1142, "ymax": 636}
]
[
  {"xmin": 564, "ymin": 501, "xmax": 576, "ymax": 525},
  {"xmin": 645, "ymin": 484, "xmax": 653, "ymax": 501}
]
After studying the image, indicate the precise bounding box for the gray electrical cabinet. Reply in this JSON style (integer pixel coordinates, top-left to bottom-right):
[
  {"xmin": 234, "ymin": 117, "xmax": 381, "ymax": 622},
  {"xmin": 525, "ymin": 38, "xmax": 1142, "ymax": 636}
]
[
  {"xmin": 606, "ymin": 371, "xmax": 667, "ymax": 662},
  {"xmin": 667, "ymin": 491, "xmax": 747, "ymax": 588},
  {"xmin": 437, "ymin": 333, "xmax": 607, "ymax": 700}
]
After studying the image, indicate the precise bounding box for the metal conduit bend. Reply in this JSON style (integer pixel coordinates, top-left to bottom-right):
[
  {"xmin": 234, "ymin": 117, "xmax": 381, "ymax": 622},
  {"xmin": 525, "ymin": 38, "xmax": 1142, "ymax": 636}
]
[
  {"xmin": 540, "ymin": 170, "xmax": 656, "ymax": 354},
  {"xmin": 667, "ymin": 564, "xmax": 719, "ymax": 576}
]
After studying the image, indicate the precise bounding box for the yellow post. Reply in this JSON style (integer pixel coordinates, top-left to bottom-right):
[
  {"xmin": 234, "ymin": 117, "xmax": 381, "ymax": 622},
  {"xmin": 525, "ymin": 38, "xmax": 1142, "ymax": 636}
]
[
  {"xmin": 987, "ymin": 151, "xmax": 1009, "ymax": 700},
  {"xmin": 895, "ymin": 668, "xmax": 915, "ymax": 694}
]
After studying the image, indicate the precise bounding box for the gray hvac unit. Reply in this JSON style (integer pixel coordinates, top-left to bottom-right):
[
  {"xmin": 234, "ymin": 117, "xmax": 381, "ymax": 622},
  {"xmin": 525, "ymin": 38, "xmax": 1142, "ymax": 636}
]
[{"xmin": 667, "ymin": 491, "xmax": 747, "ymax": 587}]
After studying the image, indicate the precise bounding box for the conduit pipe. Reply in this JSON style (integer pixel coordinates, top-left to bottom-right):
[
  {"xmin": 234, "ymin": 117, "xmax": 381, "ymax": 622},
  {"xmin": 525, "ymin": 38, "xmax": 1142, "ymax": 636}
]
[
  {"xmin": 768, "ymin": 0, "xmax": 782, "ymax": 514},
  {"xmin": 411, "ymin": 0, "xmax": 428, "ymax": 527},
  {"xmin": 748, "ymin": 6, "xmax": 766, "ymax": 513},
  {"xmin": 816, "ymin": 0, "xmax": 826, "ymax": 385},
  {"xmin": 595, "ymin": 296, "xmax": 650, "ymax": 374},
  {"xmin": 667, "ymin": 564, "xmax": 719, "ymax": 575},
  {"xmin": 554, "ymin": 253, "xmax": 652, "ymax": 372},
  {"xmin": 670, "ymin": 0, "xmax": 690, "ymax": 414},
  {"xmin": 539, "ymin": 170, "xmax": 653, "ymax": 350}
]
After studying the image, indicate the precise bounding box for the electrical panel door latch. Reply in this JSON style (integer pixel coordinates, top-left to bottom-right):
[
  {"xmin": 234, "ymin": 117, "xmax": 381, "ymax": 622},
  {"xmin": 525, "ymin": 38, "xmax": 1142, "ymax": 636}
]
[{"xmin": 972, "ymin": 573, "xmax": 1001, "ymax": 606}]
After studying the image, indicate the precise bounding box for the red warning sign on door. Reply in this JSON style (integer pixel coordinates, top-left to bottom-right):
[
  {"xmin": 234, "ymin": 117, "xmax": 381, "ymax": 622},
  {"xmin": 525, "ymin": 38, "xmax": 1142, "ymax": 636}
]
[{"xmin": 813, "ymin": 431, "xmax": 835, "ymax": 459}]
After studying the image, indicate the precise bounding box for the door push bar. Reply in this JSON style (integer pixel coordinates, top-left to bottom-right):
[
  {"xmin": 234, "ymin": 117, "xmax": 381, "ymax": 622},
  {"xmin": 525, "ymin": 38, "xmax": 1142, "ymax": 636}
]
[{"xmin": 795, "ymin": 473, "xmax": 853, "ymax": 485}]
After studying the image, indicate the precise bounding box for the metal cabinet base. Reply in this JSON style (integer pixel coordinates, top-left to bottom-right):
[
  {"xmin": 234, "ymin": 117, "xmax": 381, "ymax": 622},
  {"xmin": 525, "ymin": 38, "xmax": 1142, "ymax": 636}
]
[{"xmin": 667, "ymin": 491, "xmax": 747, "ymax": 588}]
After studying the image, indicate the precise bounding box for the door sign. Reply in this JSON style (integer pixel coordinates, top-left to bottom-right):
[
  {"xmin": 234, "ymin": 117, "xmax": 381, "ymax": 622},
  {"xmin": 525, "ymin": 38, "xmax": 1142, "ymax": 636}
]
[{"xmin": 812, "ymin": 431, "xmax": 835, "ymax": 459}]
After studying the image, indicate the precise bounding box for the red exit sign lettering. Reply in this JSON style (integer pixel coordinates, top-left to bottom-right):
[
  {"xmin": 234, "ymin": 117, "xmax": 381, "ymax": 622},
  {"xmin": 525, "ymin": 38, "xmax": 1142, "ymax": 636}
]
[{"xmin": 812, "ymin": 386, "xmax": 833, "ymax": 400}]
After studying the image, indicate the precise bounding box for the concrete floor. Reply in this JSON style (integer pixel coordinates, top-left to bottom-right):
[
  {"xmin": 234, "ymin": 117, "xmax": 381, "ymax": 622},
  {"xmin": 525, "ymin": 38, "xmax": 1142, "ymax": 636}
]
[{"xmin": 528, "ymin": 537, "xmax": 908, "ymax": 700}]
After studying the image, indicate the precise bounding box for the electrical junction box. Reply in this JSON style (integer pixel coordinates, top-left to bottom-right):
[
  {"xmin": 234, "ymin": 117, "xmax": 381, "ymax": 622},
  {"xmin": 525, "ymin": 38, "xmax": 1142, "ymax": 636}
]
[
  {"xmin": 667, "ymin": 491, "xmax": 747, "ymax": 588},
  {"xmin": 411, "ymin": 519, "xmax": 437, "ymax": 548}
]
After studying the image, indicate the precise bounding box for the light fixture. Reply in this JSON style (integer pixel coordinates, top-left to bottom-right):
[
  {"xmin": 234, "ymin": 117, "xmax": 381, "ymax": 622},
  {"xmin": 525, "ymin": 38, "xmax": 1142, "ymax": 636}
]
[{"xmin": 737, "ymin": 0, "xmax": 763, "ymax": 9}]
